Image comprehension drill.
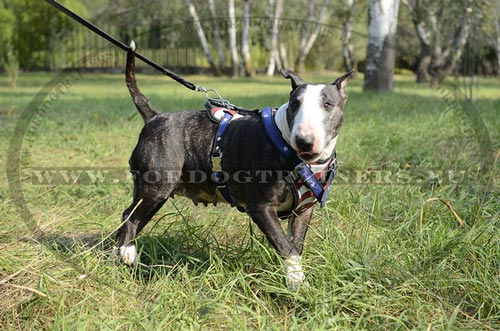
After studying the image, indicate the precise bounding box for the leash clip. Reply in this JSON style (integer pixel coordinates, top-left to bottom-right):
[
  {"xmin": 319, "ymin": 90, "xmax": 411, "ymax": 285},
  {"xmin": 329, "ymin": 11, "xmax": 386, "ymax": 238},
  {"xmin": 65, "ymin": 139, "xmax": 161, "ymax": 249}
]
[
  {"xmin": 204, "ymin": 88, "xmax": 234, "ymax": 109},
  {"xmin": 195, "ymin": 85, "xmax": 207, "ymax": 93}
]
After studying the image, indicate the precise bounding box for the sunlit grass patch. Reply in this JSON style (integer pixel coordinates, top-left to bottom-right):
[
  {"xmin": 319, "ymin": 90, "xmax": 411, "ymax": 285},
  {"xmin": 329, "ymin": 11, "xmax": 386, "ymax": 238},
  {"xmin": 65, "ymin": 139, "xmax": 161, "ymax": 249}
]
[{"xmin": 1, "ymin": 72, "xmax": 498, "ymax": 330}]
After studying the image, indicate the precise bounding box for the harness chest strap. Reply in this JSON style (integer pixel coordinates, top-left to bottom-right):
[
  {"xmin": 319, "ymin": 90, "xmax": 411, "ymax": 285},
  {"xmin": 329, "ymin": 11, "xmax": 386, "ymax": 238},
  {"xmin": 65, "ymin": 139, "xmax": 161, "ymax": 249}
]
[
  {"xmin": 261, "ymin": 107, "xmax": 337, "ymax": 208},
  {"xmin": 209, "ymin": 107, "xmax": 338, "ymax": 216},
  {"xmin": 210, "ymin": 108, "xmax": 245, "ymax": 212}
]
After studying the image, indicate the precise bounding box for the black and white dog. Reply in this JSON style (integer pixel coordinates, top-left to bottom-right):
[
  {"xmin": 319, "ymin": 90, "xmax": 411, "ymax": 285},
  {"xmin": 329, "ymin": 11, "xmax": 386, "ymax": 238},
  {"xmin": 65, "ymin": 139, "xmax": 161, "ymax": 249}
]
[{"xmin": 116, "ymin": 42, "xmax": 352, "ymax": 290}]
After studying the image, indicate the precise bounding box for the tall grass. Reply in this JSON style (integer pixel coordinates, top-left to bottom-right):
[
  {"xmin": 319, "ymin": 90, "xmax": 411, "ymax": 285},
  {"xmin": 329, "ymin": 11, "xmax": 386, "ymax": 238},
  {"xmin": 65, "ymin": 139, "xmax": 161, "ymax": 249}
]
[{"xmin": 0, "ymin": 72, "xmax": 498, "ymax": 330}]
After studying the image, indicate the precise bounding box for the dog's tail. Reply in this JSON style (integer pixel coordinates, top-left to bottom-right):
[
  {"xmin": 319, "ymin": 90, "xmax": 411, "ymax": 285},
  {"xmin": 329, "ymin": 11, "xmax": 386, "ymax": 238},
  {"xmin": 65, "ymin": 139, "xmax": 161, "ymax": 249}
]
[{"xmin": 126, "ymin": 41, "xmax": 158, "ymax": 122}]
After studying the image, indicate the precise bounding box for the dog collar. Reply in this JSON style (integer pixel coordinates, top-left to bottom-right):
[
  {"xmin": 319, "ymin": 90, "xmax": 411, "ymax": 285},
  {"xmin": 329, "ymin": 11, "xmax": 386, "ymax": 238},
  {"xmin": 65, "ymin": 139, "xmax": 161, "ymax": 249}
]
[{"xmin": 261, "ymin": 107, "xmax": 337, "ymax": 211}]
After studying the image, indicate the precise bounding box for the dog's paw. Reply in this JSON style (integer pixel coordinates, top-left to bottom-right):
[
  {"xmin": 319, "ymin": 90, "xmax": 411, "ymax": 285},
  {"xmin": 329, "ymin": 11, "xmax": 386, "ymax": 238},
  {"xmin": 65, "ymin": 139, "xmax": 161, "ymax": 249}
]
[
  {"xmin": 288, "ymin": 278, "xmax": 310, "ymax": 292},
  {"xmin": 284, "ymin": 255, "xmax": 308, "ymax": 291},
  {"xmin": 129, "ymin": 40, "xmax": 136, "ymax": 52},
  {"xmin": 118, "ymin": 244, "xmax": 138, "ymax": 266}
]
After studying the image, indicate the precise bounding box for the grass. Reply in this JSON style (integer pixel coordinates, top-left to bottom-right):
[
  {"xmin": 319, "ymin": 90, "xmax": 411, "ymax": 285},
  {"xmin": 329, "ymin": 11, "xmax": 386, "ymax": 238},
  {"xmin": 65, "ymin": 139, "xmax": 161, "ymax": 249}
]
[{"xmin": 0, "ymin": 70, "xmax": 499, "ymax": 330}]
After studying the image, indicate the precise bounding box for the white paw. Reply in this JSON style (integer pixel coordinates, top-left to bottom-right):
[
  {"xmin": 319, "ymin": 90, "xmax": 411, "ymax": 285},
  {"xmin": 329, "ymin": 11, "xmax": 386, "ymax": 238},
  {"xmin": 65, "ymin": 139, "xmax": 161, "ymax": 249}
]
[
  {"xmin": 119, "ymin": 245, "xmax": 138, "ymax": 266},
  {"xmin": 129, "ymin": 40, "xmax": 136, "ymax": 52},
  {"xmin": 285, "ymin": 255, "xmax": 308, "ymax": 291}
]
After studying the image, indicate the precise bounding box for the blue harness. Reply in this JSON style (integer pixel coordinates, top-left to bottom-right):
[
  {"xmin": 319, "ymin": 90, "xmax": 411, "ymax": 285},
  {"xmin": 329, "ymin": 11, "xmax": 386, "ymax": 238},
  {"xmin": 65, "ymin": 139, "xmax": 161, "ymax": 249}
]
[{"xmin": 210, "ymin": 107, "xmax": 337, "ymax": 217}]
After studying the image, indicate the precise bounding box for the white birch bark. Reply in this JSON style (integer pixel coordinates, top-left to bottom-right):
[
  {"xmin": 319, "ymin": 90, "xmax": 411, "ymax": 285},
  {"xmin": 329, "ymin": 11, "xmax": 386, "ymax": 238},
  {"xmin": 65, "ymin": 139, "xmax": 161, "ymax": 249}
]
[
  {"xmin": 341, "ymin": 0, "xmax": 357, "ymax": 72},
  {"xmin": 241, "ymin": 0, "xmax": 256, "ymax": 76},
  {"xmin": 208, "ymin": 0, "xmax": 226, "ymax": 70},
  {"xmin": 266, "ymin": 0, "xmax": 283, "ymax": 76},
  {"xmin": 363, "ymin": 0, "xmax": 400, "ymax": 92},
  {"xmin": 294, "ymin": 0, "xmax": 330, "ymax": 73},
  {"xmin": 403, "ymin": 0, "xmax": 474, "ymax": 82},
  {"xmin": 279, "ymin": 34, "xmax": 289, "ymax": 69},
  {"xmin": 228, "ymin": 0, "xmax": 240, "ymax": 77},
  {"xmin": 186, "ymin": 0, "xmax": 219, "ymax": 75}
]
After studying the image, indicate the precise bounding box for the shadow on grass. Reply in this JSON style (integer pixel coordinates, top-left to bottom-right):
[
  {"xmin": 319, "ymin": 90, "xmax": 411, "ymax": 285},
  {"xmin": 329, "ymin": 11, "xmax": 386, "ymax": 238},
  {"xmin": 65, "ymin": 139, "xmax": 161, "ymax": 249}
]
[
  {"xmin": 34, "ymin": 231, "xmax": 116, "ymax": 255},
  {"xmin": 133, "ymin": 224, "xmax": 261, "ymax": 281},
  {"xmin": 34, "ymin": 225, "xmax": 259, "ymax": 282}
]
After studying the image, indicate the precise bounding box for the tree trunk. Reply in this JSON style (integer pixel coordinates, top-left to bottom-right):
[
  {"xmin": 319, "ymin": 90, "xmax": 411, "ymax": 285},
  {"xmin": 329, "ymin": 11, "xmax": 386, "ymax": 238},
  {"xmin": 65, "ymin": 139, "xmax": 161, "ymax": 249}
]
[
  {"xmin": 279, "ymin": 34, "xmax": 289, "ymax": 69},
  {"xmin": 294, "ymin": 0, "xmax": 329, "ymax": 73},
  {"xmin": 415, "ymin": 44, "xmax": 432, "ymax": 83},
  {"xmin": 364, "ymin": 0, "xmax": 400, "ymax": 92},
  {"xmin": 438, "ymin": 8, "xmax": 472, "ymax": 79},
  {"xmin": 266, "ymin": 0, "xmax": 283, "ymax": 76},
  {"xmin": 295, "ymin": 1, "xmax": 314, "ymax": 73},
  {"xmin": 241, "ymin": 0, "xmax": 256, "ymax": 77},
  {"xmin": 403, "ymin": 0, "xmax": 474, "ymax": 83},
  {"xmin": 341, "ymin": 0, "xmax": 357, "ymax": 72},
  {"xmin": 496, "ymin": 11, "xmax": 500, "ymax": 76},
  {"xmin": 208, "ymin": 0, "xmax": 226, "ymax": 71},
  {"xmin": 186, "ymin": 0, "xmax": 219, "ymax": 76},
  {"xmin": 228, "ymin": 0, "xmax": 240, "ymax": 77}
]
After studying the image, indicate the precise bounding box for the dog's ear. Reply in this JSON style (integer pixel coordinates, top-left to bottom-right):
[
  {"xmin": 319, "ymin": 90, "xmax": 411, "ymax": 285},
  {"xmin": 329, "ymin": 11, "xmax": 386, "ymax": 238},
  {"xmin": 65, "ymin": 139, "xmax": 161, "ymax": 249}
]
[
  {"xmin": 332, "ymin": 69, "xmax": 354, "ymax": 99},
  {"xmin": 280, "ymin": 68, "xmax": 306, "ymax": 90}
]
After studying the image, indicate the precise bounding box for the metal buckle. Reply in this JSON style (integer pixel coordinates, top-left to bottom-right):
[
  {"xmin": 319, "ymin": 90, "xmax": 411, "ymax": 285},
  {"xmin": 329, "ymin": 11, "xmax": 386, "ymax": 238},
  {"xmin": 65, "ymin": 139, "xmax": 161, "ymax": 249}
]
[
  {"xmin": 329, "ymin": 158, "xmax": 338, "ymax": 175},
  {"xmin": 212, "ymin": 156, "xmax": 222, "ymax": 172},
  {"xmin": 331, "ymin": 158, "xmax": 338, "ymax": 169}
]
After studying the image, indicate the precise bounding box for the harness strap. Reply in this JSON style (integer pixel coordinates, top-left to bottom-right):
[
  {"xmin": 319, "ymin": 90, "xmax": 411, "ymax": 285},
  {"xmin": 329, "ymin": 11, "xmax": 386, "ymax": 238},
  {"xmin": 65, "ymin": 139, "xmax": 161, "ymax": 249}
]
[
  {"xmin": 320, "ymin": 160, "xmax": 338, "ymax": 207},
  {"xmin": 261, "ymin": 107, "xmax": 299, "ymax": 165},
  {"xmin": 212, "ymin": 111, "xmax": 233, "ymax": 179},
  {"xmin": 295, "ymin": 163, "xmax": 328, "ymax": 203},
  {"xmin": 261, "ymin": 107, "xmax": 336, "ymax": 210},
  {"xmin": 210, "ymin": 107, "xmax": 337, "ymax": 216},
  {"xmin": 211, "ymin": 110, "xmax": 245, "ymax": 213}
]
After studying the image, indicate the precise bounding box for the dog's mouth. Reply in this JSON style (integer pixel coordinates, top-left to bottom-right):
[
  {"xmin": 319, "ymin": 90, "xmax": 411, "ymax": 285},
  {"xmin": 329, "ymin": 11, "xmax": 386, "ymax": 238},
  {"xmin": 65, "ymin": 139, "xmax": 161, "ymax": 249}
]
[{"xmin": 297, "ymin": 151, "xmax": 320, "ymax": 162}]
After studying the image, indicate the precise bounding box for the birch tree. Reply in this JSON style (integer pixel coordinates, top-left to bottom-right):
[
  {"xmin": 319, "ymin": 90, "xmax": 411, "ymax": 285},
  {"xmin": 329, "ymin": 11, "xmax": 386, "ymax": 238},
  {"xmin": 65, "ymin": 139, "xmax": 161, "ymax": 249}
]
[
  {"xmin": 208, "ymin": 0, "xmax": 226, "ymax": 71},
  {"xmin": 294, "ymin": 0, "xmax": 330, "ymax": 73},
  {"xmin": 341, "ymin": 0, "xmax": 357, "ymax": 72},
  {"xmin": 278, "ymin": 33, "xmax": 289, "ymax": 69},
  {"xmin": 403, "ymin": 0, "xmax": 475, "ymax": 83},
  {"xmin": 364, "ymin": 0, "xmax": 400, "ymax": 92},
  {"xmin": 186, "ymin": 0, "xmax": 219, "ymax": 75},
  {"xmin": 228, "ymin": 0, "xmax": 240, "ymax": 77},
  {"xmin": 241, "ymin": 0, "xmax": 256, "ymax": 76},
  {"xmin": 266, "ymin": 0, "xmax": 283, "ymax": 76}
]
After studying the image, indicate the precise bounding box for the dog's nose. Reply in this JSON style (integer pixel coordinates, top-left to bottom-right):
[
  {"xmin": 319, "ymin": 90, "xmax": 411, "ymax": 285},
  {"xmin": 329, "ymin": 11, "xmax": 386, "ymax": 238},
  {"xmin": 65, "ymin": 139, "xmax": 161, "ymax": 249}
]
[{"xmin": 295, "ymin": 134, "xmax": 315, "ymax": 152}]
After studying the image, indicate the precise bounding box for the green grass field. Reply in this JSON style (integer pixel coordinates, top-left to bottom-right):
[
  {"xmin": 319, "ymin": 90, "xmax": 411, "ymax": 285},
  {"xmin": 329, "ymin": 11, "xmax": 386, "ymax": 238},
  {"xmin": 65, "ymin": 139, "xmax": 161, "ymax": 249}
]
[{"xmin": 0, "ymin": 71, "xmax": 499, "ymax": 330}]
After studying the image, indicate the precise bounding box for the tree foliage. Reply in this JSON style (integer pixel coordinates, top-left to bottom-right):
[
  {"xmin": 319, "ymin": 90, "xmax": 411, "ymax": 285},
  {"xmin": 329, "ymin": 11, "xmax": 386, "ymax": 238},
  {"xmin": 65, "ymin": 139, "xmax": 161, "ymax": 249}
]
[
  {"xmin": 402, "ymin": 0, "xmax": 487, "ymax": 82},
  {"xmin": 4, "ymin": 0, "xmax": 87, "ymax": 69},
  {"xmin": 0, "ymin": 0, "xmax": 498, "ymax": 80},
  {"xmin": 0, "ymin": 1, "xmax": 15, "ymax": 66}
]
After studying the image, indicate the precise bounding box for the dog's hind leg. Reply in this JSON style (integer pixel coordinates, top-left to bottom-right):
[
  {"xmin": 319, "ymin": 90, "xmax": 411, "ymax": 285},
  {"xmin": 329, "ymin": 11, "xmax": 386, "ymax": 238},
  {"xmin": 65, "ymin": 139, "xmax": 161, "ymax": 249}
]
[
  {"xmin": 115, "ymin": 174, "xmax": 179, "ymax": 265},
  {"xmin": 115, "ymin": 198, "xmax": 165, "ymax": 265}
]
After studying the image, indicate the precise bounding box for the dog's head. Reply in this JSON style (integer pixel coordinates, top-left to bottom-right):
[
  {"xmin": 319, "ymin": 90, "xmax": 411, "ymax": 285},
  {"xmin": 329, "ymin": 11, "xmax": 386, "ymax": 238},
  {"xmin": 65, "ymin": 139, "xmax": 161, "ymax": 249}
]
[{"xmin": 280, "ymin": 69, "xmax": 353, "ymax": 163}]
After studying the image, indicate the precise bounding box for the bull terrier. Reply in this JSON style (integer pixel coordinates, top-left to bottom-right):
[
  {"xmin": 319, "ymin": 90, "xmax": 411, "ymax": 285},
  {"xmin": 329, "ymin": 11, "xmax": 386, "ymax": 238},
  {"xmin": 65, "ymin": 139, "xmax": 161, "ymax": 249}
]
[{"xmin": 116, "ymin": 42, "xmax": 353, "ymax": 290}]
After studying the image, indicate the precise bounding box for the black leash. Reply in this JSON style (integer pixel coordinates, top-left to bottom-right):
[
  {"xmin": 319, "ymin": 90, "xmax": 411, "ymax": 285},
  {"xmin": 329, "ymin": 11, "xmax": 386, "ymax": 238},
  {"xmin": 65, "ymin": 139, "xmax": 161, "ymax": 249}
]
[
  {"xmin": 46, "ymin": 0, "xmax": 201, "ymax": 92},
  {"xmin": 46, "ymin": 0, "xmax": 244, "ymax": 108}
]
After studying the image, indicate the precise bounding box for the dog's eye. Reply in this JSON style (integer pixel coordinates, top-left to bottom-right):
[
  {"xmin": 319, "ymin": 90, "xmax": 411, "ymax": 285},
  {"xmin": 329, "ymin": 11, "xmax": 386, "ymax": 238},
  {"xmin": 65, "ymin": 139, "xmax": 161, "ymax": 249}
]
[{"xmin": 324, "ymin": 101, "xmax": 332, "ymax": 108}]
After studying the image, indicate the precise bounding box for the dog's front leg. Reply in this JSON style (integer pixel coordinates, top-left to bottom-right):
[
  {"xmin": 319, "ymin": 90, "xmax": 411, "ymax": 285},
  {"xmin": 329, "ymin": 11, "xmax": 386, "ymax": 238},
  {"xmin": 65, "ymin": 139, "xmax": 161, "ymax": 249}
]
[
  {"xmin": 247, "ymin": 205, "xmax": 306, "ymax": 291},
  {"xmin": 285, "ymin": 208, "xmax": 314, "ymax": 289},
  {"xmin": 287, "ymin": 207, "xmax": 313, "ymax": 256}
]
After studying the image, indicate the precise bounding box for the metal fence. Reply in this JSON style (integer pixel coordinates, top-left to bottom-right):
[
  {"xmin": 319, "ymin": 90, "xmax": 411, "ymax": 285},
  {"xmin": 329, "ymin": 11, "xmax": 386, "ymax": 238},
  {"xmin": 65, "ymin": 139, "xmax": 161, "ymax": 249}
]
[{"xmin": 28, "ymin": 23, "xmax": 204, "ymax": 70}]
